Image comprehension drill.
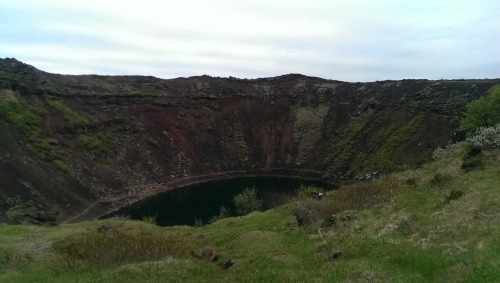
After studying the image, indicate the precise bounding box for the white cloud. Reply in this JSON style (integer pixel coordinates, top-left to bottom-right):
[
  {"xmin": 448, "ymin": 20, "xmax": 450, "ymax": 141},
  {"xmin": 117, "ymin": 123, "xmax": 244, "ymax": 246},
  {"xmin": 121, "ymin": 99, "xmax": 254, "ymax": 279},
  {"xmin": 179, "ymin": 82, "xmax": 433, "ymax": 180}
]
[{"xmin": 0, "ymin": 0, "xmax": 498, "ymax": 81}]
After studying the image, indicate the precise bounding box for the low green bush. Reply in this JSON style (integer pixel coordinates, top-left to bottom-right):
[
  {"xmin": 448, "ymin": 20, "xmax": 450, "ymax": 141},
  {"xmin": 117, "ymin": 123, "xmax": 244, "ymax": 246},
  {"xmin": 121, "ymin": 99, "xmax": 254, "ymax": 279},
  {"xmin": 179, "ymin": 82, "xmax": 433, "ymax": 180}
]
[
  {"xmin": 234, "ymin": 187, "xmax": 262, "ymax": 215},
  {"xmin": 293, "ymin": 179, "xmax": 399, "ymax": 226},
  {"xmin": 466, "ymin": 123, "xmax": 500, "ymax": 149},
  {"xmin": 461, "ymin": 85, "xmax": 500, "ymax": 135}
]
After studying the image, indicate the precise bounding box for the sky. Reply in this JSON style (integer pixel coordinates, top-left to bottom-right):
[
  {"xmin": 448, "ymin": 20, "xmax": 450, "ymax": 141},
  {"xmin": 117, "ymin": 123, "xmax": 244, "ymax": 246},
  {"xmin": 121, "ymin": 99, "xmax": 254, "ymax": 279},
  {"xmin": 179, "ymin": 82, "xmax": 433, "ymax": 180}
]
[{"xmin": 0, "ymin": 0, "xmax": 499, "ymax": 81}]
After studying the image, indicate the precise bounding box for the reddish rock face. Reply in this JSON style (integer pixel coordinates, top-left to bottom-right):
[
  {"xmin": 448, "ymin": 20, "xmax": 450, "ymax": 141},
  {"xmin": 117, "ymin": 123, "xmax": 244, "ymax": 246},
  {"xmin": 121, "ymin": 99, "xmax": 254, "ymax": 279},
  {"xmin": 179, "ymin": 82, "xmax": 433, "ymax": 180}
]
[{"xmin": 0, "ymin": 58, "xmax": 498, "ymax": 223}]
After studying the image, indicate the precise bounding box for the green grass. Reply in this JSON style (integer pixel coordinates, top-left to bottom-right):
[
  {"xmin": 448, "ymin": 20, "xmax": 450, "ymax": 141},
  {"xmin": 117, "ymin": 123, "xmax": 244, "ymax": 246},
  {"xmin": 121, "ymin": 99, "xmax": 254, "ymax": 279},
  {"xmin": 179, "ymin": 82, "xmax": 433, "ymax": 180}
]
[
  {"xmin": 328, "ymin": 110, "xmax": 374, "ymax": 170},
  {"xmin": 51, "ymin": 159, "xmax": 71, "ymax": 174},
  {"xmin": 78, "ymin": 132, "xmax": 115, "ymax": 159},
  {"xmin": 0, "ymin": 90, "xmax": 61, "ymax": 163},
  {"xmin": 0, "ymin": 90, "xmax": 42, "ymax": 138},
  {"xmin": 380, "ymin": 113, "xmax": 426, "ymax": 156},
  {"xmin": 45, "ymin": 95, "xmax": 91, "ymax": 129},
  {"xmin": 0, "ymin": 144, "xmax": 498, "ymax": 282}
]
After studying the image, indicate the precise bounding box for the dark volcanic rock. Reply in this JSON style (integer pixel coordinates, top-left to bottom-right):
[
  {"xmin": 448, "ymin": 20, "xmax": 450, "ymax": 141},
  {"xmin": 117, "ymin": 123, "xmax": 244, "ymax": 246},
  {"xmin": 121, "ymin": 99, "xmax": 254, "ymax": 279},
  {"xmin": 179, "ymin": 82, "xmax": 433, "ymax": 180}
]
[{"xmin": 0, "ymin": 58, "xmax": 498, "ymax": 223}]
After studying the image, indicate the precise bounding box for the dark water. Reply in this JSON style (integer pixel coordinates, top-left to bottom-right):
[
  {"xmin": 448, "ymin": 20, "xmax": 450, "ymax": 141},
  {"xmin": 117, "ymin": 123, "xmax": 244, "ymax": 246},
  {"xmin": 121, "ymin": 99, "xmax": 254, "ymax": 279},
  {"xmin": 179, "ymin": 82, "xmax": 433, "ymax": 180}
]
[{"xmin": 112, "ymin": 176, "xmax": 332, "ymax": 226}]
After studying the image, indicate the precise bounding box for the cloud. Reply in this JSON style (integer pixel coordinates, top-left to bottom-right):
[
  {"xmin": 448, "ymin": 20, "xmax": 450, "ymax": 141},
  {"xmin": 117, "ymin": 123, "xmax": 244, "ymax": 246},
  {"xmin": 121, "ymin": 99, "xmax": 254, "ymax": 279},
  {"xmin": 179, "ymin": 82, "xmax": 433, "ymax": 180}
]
[{"xmin": 1, "ymin": 0, "xmax": 498, "ymax": 81}]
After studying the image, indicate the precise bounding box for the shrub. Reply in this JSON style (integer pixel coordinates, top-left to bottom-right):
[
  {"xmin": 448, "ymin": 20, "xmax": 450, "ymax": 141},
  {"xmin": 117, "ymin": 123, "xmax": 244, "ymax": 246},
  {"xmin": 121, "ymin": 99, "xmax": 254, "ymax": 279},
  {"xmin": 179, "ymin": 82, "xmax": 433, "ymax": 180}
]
[
  {"xmin": 461, "ymin": 85, "xmax": 500, "ymax": 135},
  {"xmin": 233, "ymin": 187, "xmax": 262, "ymax": 215},
  {"xmin": 293, "ymin": 179, "xmax": 399, "ymax": 226},
  {"xmin": 292, "ymin": 198, "xmax": 318, "ymax": 226},
  {"xmin": 465, "ymin": 123, "xmax": 500, "ymax": 149}
]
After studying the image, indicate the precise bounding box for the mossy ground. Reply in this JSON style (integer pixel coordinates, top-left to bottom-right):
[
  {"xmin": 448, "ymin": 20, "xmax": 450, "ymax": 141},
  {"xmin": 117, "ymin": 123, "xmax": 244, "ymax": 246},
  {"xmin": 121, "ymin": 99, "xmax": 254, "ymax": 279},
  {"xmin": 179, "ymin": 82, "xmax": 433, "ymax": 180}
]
[{"xmin": 1, "ymin": 142, "xmax": 498, "ymax": 282}]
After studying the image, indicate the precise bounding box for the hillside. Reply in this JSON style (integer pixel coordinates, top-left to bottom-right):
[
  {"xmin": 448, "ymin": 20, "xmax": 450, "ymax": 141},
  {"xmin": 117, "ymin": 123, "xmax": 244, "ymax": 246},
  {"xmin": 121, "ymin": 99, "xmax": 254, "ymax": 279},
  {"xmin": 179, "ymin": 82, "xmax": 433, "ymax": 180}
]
[
  {"xmin": 0, "ymin": 136, "xmax": 498, "ymax": 282},
  {"xmin": 0, "ymin": 58, "xmax": 499, "ymax": 223}
]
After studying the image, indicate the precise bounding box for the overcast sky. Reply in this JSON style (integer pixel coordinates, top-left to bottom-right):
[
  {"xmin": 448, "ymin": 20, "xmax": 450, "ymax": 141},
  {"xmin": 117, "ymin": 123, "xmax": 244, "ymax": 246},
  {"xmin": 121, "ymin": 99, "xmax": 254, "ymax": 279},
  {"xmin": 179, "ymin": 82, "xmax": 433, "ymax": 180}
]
[{"xmin": 1, "ymin": 0, "xmax": 498, "ymax": 81}]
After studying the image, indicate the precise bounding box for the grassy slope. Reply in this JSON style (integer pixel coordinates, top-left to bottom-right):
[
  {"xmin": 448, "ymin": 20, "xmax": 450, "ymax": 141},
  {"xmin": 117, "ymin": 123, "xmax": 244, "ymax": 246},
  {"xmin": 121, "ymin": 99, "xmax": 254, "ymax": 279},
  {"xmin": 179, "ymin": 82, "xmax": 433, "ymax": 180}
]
[{"xmin": 1, "ymin": 147, "xmax": 498, "ymax": 282}]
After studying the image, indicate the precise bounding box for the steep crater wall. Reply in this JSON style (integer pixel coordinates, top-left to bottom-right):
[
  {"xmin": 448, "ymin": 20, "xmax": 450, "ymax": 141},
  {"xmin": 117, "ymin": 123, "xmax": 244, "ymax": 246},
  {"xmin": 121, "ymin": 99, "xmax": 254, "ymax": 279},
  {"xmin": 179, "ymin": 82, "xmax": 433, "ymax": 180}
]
[{"xmin": 0, "ymin": 58, "xmax": 498, "ymax": 223}]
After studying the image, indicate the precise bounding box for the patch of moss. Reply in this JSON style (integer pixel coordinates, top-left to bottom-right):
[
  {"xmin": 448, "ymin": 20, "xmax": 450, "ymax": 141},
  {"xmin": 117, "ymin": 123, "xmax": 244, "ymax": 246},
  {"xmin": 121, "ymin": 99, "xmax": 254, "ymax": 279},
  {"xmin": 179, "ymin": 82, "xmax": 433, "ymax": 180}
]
[
  {"xmin": 0, "ymin": 90, "xmax": 42, "ymax": 139},
  {"xmin": 147, "ymin": 137, "xmax": 160, "ymax": 147},
  {"xmin": 45, "ymin": 96, "xmax": 90, "ymax": 129},
  {"xmin": 328, "ymin": 110, "xmax": 374, "ymax": 170},
  {"xmin": 51, "ymin": 159, "xmax": 71, "ymax": 174},
  {"xmin": 380, "ymin": 113, "xmax": 426, "ymax": 156},
  {"xmin": 78, "ymin": 132, "xmax": 114, "ymax": 159},
  {"xmin": 0, "ymin": 90, "xmax": 61, "ymax": 162}
]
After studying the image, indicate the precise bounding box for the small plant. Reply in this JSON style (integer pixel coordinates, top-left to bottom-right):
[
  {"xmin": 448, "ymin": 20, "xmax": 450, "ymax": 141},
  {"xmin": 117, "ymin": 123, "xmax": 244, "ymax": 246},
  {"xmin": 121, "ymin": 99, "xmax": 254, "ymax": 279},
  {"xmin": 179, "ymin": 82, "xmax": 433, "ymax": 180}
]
[
  {"xmin": 148, "ymin": 137, "xmax": 160, "ymax": 147},
  {"xmin": 193, "ymin": 218, "xmax": 204, "ymax": 227},
  {"xmin": 142, "ymin": 214, "xmax": 157, "ymax": 225},
  {"xmin": 51, "ymin": 159, "xmax": 71, "ymax": 174},
  {"xmin": 209, "ymin": 206, "xmax": 231, "ymax": 223},
  {"xmin": 234, "ymin": 187, "xmax": 262, "ymax": 215},
  {"xmin": 295, "ymin": 184, "xmax": 324, "ymax": 199},
  {"xmin": 134, "ymin": 121, "xmax": 146, "ymax": 133}
]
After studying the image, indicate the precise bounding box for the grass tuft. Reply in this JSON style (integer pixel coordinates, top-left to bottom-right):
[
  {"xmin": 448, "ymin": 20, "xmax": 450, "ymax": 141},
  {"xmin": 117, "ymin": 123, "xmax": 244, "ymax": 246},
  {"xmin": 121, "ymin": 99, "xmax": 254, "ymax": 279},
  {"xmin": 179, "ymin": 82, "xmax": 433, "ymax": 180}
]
[{"xmin": 53, "ymin": 222, "xmax": 192, "ymax": 267}]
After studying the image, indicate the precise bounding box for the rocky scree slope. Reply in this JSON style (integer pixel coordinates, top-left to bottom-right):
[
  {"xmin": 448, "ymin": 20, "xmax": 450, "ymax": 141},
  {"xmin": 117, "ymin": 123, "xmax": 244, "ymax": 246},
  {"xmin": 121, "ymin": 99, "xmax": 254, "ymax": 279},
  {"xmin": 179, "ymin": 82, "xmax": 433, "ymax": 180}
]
[{"xmin": 0, "ymin": 58, "xmax": 498, "ymax": 223}]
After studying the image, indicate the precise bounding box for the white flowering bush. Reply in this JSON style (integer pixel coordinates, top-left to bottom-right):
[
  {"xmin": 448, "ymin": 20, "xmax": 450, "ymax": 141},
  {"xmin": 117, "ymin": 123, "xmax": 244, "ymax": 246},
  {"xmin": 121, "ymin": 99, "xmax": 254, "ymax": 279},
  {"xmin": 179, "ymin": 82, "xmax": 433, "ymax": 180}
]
[
  {"xmin": 433, "ymin": 123, "xmax": 499, "ymax": 161},
  {"xmin": 466, "ymin": 123, "xmax": 500, "ymax": 149}
]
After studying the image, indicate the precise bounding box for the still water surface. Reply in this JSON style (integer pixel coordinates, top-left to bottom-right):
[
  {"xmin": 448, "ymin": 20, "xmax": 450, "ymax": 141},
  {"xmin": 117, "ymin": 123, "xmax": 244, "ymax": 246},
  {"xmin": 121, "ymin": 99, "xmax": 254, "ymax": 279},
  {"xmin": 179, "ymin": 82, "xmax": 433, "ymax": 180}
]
[{"xmin": 113, "ymin": 176, "xmax": 331, "ymax": 226}]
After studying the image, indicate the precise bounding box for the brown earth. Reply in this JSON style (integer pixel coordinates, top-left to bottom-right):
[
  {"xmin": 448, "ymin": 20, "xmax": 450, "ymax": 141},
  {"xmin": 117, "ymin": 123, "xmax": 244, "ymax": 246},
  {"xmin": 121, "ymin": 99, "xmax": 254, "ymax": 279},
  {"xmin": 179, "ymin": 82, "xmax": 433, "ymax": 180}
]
[{"xmin": 0, "ymin": 58, "xmax": 498, "ymax": 223}]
